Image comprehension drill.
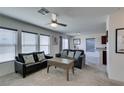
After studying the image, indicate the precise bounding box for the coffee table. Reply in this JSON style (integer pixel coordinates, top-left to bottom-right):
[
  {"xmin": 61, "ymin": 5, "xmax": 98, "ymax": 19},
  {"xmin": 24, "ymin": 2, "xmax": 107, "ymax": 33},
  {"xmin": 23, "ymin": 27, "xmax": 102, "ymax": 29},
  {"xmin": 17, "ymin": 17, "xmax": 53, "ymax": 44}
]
[{"xmin": 47, "ymin": 57, "xmax": 74, "ymax": 81}]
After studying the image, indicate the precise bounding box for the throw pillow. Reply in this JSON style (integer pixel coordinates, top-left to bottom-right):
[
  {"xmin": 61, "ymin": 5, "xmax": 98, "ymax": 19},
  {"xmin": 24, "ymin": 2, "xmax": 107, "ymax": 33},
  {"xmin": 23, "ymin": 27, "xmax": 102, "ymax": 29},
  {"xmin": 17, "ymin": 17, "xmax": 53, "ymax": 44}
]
[
  {"xmin": 68, "ymin": 51, "xmax": 74, "ymax": 58},
  {"xmin": 61, "ymin": 51, "xmax": 68, "ymax": 57},
  {"xmin": 37, "ymin": 53, "xmax": 45, "ymax": 61},
  {"xmin": 74, "ymin": 51, "xmax": 82, "ymax": 60},
  {"xmin": 23, "ymin": 55, "xmax": 35, "ymax": 64}
]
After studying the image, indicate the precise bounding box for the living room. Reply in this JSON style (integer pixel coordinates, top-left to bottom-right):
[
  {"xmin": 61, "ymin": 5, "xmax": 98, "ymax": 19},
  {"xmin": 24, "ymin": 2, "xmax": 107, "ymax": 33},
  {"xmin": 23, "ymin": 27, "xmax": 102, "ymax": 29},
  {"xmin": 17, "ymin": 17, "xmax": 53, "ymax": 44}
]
[{"xmin": 0, "ymin": 6, "xmax": 124, "ymax": 87}]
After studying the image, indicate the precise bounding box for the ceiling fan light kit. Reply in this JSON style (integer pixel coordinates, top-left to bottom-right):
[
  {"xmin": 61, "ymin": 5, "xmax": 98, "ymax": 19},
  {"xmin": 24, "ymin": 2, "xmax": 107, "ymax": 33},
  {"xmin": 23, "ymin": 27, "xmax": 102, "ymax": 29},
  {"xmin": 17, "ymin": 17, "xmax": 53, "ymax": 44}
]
[{"xmin": 50, "ymin": 23, "xmax": 58, "ymax": 28}]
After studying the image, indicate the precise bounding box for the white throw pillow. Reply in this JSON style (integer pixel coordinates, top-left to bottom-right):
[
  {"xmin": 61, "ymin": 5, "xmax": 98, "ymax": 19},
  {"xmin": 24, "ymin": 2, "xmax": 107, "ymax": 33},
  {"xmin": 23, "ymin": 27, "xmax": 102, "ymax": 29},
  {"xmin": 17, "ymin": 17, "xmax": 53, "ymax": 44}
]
[
  {"xmin": 23, "ymin": 55, "xmax": 35, "ymax": 64},
  {"xmin": 68, "ymin": 51, "xmax": 74, "ymax": 58},
  {"xmin": 37, "ymin": 53, "xmax": 45, "ymax": 61}
]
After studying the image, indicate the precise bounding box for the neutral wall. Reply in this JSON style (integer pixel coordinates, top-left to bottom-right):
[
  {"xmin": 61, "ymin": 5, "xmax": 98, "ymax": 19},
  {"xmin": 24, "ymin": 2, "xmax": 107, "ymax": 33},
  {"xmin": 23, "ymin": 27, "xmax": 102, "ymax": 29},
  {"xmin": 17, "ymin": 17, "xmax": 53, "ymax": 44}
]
[
  {"xmin": 0, "ymin": 62, "xmax": 14, "ymax": 76},
  {"xmin": 107, "ymin": 9, "xmax": 124, "ymax": 82},
  {"xmin": 0, "ymin": 15, "xmax": 62, "ymax": 76}
]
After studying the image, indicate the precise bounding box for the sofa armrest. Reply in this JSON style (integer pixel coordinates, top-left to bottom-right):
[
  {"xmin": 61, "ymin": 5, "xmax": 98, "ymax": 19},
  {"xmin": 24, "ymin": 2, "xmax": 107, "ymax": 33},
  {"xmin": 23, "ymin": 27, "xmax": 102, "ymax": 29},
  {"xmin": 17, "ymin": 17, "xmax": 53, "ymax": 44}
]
[
  {"xmin": 45, "ymin": 55, "xmax": 53, "ymax": 59},
  {"xmin": 14, "ymin": 61, "xmax": 26, "ymax": 78},
  {"xmin": 55, "ymin": 53, "xmax": 61, "ymax": 57},
  {"xmin": 74, "ymin": 54, "xmax": 85, "ymax": 69},
  {"xmin": 79, "ymin": 54, "xmax": 85, "ymax": 66}
]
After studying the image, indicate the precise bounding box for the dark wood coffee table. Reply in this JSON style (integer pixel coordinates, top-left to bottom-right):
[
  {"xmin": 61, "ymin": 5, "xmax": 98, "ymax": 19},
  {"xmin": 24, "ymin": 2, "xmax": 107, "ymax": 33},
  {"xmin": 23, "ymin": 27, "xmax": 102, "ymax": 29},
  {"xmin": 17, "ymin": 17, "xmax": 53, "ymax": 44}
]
[{"xmin": 47, "ymin": 58, "xmax": 74, "ymax": 81}]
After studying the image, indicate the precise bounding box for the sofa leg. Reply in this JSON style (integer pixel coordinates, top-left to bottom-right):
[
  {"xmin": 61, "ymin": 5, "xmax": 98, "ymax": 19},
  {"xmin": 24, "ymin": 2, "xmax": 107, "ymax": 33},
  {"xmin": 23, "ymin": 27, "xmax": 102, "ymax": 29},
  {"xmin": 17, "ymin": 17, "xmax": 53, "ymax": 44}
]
[{"xmin": 23, "ymin": 74, "xmax": 26, "ymax": 78}]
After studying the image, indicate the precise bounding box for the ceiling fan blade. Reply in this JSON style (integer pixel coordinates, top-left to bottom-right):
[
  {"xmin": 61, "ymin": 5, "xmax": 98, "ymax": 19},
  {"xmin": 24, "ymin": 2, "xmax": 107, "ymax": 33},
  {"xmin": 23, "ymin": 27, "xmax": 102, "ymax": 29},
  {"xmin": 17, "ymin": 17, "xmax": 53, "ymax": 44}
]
[
  {"xmin": 57, "ymin": 22, "xmax": 67, "ymax": 27},
  {"xmin": 52, "ymin": 13, "xmax": 57, "ymax": 22}
]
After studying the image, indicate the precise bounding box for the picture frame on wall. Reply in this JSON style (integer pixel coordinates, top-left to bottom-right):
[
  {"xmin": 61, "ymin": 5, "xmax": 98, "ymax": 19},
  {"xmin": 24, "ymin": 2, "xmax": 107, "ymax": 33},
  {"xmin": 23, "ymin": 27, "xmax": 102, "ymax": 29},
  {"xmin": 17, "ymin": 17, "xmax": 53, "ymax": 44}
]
[
  {"xmin": 52, "ymin": 36, "xmax": 58, "ymax": 45},
  {"xmin": 116, "ymin": 28, "xmax": 124, "ymax": 53},
  {"xmin": 73, "ymin": 38, "xmax": 81, "ymax": 45}
]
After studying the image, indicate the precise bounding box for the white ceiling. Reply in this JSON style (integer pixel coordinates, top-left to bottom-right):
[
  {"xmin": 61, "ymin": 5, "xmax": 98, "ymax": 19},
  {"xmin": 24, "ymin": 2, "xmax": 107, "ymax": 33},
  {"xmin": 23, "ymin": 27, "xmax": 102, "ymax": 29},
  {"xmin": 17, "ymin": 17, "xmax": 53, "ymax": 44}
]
[{"xmin": 0, "ymin": 7, "xmax": 119, "ymax": 35}]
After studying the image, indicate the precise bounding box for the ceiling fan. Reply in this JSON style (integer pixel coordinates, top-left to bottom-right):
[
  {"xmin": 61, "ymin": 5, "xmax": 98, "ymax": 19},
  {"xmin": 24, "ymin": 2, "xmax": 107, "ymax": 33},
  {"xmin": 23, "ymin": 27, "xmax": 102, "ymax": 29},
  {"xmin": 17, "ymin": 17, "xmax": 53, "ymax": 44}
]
[
  {"xmin": 38, "ymin": 8, "xmax": 67, "ymax": 28},
  {"xmin": 48, "ymin": 13, "xmax": 67, "ymax": 28}
]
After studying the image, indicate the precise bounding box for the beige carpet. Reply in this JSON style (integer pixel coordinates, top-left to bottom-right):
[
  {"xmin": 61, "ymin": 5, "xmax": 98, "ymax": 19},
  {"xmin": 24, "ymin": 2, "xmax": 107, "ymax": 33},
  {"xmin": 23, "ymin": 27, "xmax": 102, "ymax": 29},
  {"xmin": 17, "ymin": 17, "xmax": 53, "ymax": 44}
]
[{"xmin": 0, "ymin": 64, "xmax": 124, "ymax": 86}]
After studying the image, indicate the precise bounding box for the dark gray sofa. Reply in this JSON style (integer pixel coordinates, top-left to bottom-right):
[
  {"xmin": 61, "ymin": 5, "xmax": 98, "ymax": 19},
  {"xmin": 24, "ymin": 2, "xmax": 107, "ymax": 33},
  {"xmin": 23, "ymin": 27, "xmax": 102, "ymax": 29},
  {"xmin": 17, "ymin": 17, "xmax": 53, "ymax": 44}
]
[
  {"xmin": 15, "ymin": 51, "xmax": 53, "ymax": 78},
  {"xmin": 56, "ymin": 49, "xmax": 85, "ymax": 69}
]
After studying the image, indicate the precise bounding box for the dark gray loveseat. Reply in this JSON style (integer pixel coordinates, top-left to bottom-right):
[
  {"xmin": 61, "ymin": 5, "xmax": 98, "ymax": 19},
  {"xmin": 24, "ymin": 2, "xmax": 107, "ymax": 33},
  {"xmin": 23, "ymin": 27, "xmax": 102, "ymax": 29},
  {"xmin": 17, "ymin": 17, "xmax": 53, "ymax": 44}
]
[
  {"xmin": 15, "ymin": 52, "xmax": 53, "ymax": 78},
  {"xmin": 56, "ymin": 49, "xmax": 85, "ymax": 69}
]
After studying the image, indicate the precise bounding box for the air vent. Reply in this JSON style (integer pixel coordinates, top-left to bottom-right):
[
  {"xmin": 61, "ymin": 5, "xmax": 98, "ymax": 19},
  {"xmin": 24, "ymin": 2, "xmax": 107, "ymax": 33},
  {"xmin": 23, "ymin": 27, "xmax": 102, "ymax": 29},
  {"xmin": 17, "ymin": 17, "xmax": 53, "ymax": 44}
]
[{"xmin": 38, "ymin": 8, "xmax": 50, "ymax": 15}]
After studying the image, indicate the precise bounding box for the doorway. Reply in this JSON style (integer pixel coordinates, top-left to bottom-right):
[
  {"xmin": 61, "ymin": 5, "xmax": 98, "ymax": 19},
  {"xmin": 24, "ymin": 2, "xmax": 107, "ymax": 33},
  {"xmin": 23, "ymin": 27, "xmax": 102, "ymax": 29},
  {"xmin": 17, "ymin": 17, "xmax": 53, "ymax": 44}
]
[
  {"xmin": 86, "ymin": 38, "xmax": 96, "ymax": 52},
  {"xmin": 86, "ymin": 38, "xmax": 99, "ymax": 64}
]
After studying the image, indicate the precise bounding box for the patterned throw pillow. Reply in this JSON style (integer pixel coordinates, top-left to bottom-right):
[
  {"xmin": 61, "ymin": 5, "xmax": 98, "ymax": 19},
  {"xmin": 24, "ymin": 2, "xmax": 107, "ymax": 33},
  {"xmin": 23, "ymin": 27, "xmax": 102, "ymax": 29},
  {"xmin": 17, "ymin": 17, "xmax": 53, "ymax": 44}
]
[
  {"xmin": 61, "ymin": 51, "xmax": 68, "ymax": 57},
  {"xmin": 74, "ymin": 51, "xmax": 82, "ymax": 60},
  {"xmin": 68, "ymin": 51, "xmax": 74, "ymax": 58},
  {"xmin": 37, "ymin": 53, "xmax": 45, "ymax": 61},
  {"xmin": 23, "ymin": 55, "xmax": 35, "ymax": 64}
]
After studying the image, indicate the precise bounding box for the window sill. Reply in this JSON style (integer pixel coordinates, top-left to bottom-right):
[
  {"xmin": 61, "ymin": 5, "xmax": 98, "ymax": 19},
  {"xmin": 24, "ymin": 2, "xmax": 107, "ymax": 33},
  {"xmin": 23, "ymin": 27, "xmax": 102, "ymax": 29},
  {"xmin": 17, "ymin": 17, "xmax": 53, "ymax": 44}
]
[{"xmin": 0, "ymin": 60, "xmax": 15, "ymax": 64}]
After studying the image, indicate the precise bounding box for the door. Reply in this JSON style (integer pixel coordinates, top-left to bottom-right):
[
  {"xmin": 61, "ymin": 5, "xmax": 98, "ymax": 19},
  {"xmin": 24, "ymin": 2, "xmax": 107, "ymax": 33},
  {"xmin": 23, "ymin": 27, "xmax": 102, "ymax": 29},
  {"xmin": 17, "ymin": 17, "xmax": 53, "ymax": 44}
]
[
  {"xmin": 86, "ymin": 38, "xmax": 96, "ymax": 52},
  {"xmin": 86, "ymin": 38, "xmax": 99, "ymax": 64}
]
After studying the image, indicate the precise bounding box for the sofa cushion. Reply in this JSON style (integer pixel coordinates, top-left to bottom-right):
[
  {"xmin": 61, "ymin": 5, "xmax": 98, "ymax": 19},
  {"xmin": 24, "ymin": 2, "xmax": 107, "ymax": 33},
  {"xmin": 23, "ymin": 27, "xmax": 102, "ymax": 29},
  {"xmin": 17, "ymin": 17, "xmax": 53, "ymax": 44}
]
[
  {"xmin": 37, "ymin": 53, "xmax": 45, "ymax": 61},
  {"xmin": 61, "ymin": 50, "xmax": 68, "ymax": 57},
  {"xmin": 74, "ymin": 51, "xmax": 82, "ymax": 60},
  {"xmin": 23, "ymin": 54, "xmax": 35, "ymax": 64},
  {"xmin": 39, "ymin": 59, "xmax": 47, "ymax": 63},
  {"xmin": 25, "ymin": 62, "xmax": 36, "ymax": 67},
  {"xmin": 68, "ymin": 51, "xmax": 74, "ymax": 58},
  {"xmin": 25, "ymin": 59, "xmax": 47, "ymax": 67}
]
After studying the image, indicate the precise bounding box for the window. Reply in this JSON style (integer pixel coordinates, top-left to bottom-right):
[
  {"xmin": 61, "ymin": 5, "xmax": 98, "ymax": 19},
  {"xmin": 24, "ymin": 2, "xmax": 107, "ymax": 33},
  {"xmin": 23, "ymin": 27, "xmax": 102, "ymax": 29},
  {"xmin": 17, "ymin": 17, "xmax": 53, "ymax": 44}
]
[
  {"xmin": 0, "ymin": 28, "xmax": 17, "ymax": 62},
  {"xmin": 40, "ymin": 35, "xmax": 50, "ymax": 54},
  {"xmin": 62, "ymin": 38, "xmax": 69, "ymax": 49},
  {"xmin": 22, "ymin": 32, "xmax": 37, "ymax": 53}
]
